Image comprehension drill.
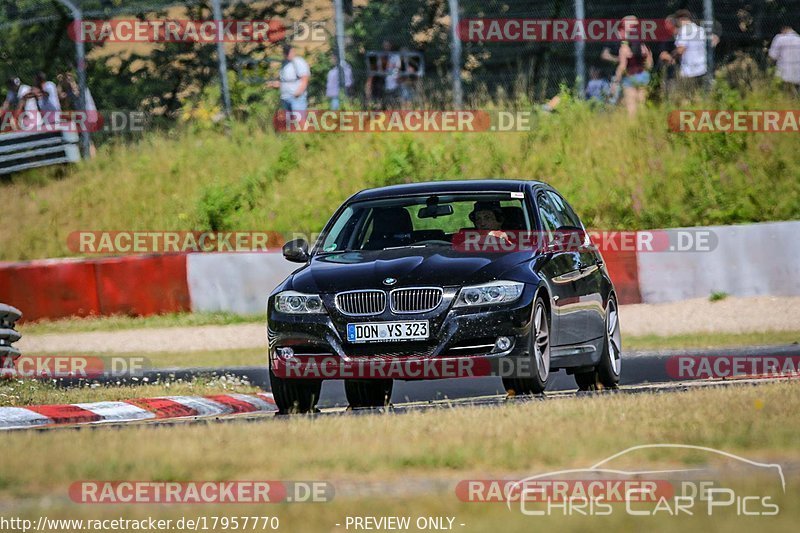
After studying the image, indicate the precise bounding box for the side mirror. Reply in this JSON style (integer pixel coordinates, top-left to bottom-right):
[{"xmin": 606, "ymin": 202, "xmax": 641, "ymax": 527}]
[{"xmin": 282, "ymin": 239, "xmax": 309, "ymax": 263}]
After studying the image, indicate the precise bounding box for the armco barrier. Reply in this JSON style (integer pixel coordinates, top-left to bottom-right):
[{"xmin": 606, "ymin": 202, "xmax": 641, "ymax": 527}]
[
  {"xmin": 2, "ymin": 220, "xmax": 799, "ymax": 320},
  {"xmin": 636, "ymin": 221, "xmax": 800, "ymax": 303},
  {"xmin": 94, "ymin": 254, "xmax": 190, "ymax": 316},
  {"xmin": 0, "ymin": 255, "xmax": 190, "ymax": 322},
  {"xmin": 187, "ymin": 253, "xmax": 296, "ymax": 315},
  {"xmin": 0, "ymin": 258, "xmax": 101, "ymax": 320},
  {"xmin": 601, "ymin": 249, "xmax": 641, "ymax": 305}
]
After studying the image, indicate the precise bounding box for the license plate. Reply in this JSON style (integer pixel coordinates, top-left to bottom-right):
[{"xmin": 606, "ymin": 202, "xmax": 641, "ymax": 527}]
[{"xmin": 347, "ymin": 321, "xmax": 429, "ymax": 343}]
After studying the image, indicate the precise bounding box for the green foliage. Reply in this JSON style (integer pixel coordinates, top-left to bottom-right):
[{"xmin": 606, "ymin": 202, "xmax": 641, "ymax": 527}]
[
  {"xmin": 2, "ymin": 84, "xmax": 799, "ymax": 260},
  {"xmin": 709, "ymin": 291, "xmax": 729, "ymax": 302}
]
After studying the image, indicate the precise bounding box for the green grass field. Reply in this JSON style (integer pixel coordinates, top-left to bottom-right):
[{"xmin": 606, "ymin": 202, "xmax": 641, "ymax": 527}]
[
  {"xmin": 1, "ymin": 85, "xmax": 799, "ymax": 261},
  {"xmin": 4, "ymin": 382, "xmax": 799, "ymax": 531}
]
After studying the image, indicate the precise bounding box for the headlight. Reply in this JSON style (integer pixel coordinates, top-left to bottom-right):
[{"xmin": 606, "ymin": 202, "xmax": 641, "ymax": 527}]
[
  {"xmin": 453, "ymin": 281, "xmax": 524, "ymax": 308},
  {"xmin": 274, "ymin": 291, "xmax": 326, "ymax": 314}
]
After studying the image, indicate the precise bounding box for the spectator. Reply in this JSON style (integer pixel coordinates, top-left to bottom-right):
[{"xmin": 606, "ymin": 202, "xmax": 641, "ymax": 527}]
[
  {"xmin": 2, "ymin": 77, "xmax": 22, "ymax": 114},
  {"xmin": 600, "ymin": 15, "xmax": 640, "ymax": 66},
  {"xmin": 769, "ymin": 24, "xmax": 800, "ymax": 93},
  {"xmin": 326, "ymin": 52, "xmax": 353, "ymax": 110},
  {"xmin": 30, "ymin": 72, "xmax": 61, "ymax": 123},
  {"xmin": 267, "ymin": 43, "xmax": 310, "ymax": 112},
  {"xmin": 4, "ymin": 77, "xmax": 37, "ymax": 113},
  {"xmin": 366, "ymin": 40, "xmax": 401, "ymax": 109},
  {"xmin": 672, "ymin": 9, "xmax": 708, "ymax": 96},
  {"xmin": 656, "ymin": 15, "xmax": 679, "ymax": 99},
  {"xmin": 585, "ymin": 67, "xmax": 611, "ymax": 103},
  {"xmin": 398, "ymin": 48, "xmax": 419, "ymax": 108},
  {"xmin": 613, "ymin": 18, "xmax": 653, "ymax": 116},
  {"xmin": 58, "ymin": 71, "xmax": 99, "ymax": 156}
]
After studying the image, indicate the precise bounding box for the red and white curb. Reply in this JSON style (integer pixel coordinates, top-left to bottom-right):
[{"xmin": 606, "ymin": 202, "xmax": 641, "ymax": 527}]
[{"xmin": 0, "ymin": 393, "xmax": 277, "ymax": 430}]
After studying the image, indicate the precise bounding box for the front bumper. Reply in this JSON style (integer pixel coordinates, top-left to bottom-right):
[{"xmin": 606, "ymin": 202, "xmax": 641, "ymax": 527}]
[{"xmin": 268, "ymin": 286, "xmax": 536, "ymax": 380}]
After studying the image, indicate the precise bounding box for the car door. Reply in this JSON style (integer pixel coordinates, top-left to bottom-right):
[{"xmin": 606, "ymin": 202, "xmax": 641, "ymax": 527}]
[
  {"xmin": 534, "ymin": 191, "xmax": 584, "ymax": 346},
  {"xmin": 546, "ymin": 191, "xmax": 605, "ymax": 342}
]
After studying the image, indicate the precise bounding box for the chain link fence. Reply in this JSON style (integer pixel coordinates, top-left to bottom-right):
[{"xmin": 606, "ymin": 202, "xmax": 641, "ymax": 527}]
[{"xmin": 1, "ymin": 0, "xmax": 798, "ymax": 144}]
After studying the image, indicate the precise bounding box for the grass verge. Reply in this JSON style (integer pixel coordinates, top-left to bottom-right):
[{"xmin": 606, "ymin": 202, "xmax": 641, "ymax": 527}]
[
  {"xmin": 2, "ymin": 85, "xmax": 800, "ymax": 261},
  {"xmin": 1, "ymin": 382, "xmax": 797, "ymax": 494},
  {"xmin": 19, "ymin": 312, "xmax": 264, "ymax": 335},
  {"xmin": 623, "ymin": 330, "xmax": 800, "ymax": 351}
]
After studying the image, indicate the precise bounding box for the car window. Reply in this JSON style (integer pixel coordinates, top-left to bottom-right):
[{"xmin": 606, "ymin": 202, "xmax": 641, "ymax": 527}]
[
  {"xmin": 318, "ymin": 194, "xmax": 530, "ymax": 253},
  {"xmin": 536, "ymin": 193, "xmax": 559, "ymax": 239},
  {"xmin": 546, "ymin": 191, "xmax": 583, "ymax": 229}
]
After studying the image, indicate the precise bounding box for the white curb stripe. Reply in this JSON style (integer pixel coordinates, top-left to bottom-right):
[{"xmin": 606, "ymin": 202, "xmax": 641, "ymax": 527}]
[
  {"xmin": 75, "ymin": 401, "xmax": 156, "ymax": 423},
  {"xmin": 0, "ymin": 393, "xmax": 278, "ymax": 430},
  {"xmin": 0, "ymin": 407, "xmax": 53, "ymax": 429},
  {"xmin": 229, "ymin": 392, "xmax": 277, "ymax": 411},
  {"xmin": 164, "ymin": 396, "xmax": 233, "ymax": 416}
]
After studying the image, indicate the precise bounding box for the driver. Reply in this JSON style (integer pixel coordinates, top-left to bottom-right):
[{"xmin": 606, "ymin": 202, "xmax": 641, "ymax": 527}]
[{"xmin": 469, "ymin": 201, "xmax": 509, "ymax": 241}]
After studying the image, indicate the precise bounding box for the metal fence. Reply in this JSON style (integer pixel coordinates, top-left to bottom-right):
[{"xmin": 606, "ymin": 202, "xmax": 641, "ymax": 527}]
[{"xmin": 1, "ymin": 0, "xmax": 798, "ymax": 150}]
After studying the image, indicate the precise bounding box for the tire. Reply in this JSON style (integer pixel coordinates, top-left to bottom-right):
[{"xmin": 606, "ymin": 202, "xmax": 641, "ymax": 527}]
[
  {"xmin": 344, "ymin": 379, "xmax": 393, "ymax": 408},
  {"xmin": 574, "ymin": 295, "xmax": 622, "ymax": 391},
  {"xmin": 269, "ymin": 368, "xmax": 322, "ymax": 414},
  {"xmin": 502, "ymin": 295, "xmax": 551, "ymax": 395}
]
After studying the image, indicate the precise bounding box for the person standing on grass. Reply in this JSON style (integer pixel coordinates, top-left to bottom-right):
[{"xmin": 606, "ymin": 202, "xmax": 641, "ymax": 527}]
[
  {"xmin": 612, "ymin": 17, "xmax": 653, "ymax": 116},
  {"xmin": 672, "ymin": 10, "xmax": 708, "ymax": 97},
  {"xmin": 268, "ymin": 43, "xmax": 310, "ymax": 112},
  {"xmin": 769, "ymin": 24, "xmax": 800, "ymax": 94},
  {"xmin": 326, "ymin": 52, "xmax": 353, "ymax": 110}
]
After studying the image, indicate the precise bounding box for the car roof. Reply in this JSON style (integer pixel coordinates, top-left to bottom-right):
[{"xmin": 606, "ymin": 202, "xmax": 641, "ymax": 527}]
[{"xmin": 350, "ymin": 179, "xmax": 548, "ymax": 201}]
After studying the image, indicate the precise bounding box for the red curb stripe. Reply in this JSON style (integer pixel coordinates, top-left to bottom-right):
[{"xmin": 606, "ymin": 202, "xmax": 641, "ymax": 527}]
[
  {"xmin": 204, "ymin": 395, "xmax": 259, "ymax": 413},
  {"xmin": 124, "ymin": 397, "xmax": 198, "ymax": 419},
  {"xmin": 256, "ymin": 393, "xmax": 277, "ymax": 405},
  {"xmin": 26, "ymin": 404, "xmax": 102, "ymax": 425}
]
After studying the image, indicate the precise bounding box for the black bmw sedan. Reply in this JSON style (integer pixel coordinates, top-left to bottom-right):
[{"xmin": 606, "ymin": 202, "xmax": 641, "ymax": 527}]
[{"xmin": 267, "ymin": 180, "xmax": 621, "ymax": 413}]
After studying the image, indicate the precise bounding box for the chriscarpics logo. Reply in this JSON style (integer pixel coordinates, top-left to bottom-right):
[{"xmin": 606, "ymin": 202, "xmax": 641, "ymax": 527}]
[{"xmin": 458, "ymin": 444, "xmax": 784, "ymax": 518}]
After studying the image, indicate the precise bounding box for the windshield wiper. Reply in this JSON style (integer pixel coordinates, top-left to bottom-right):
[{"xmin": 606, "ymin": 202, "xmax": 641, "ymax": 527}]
[{"xmin": 381, "ymin": 245, "xmax": 427, "ymax": 251}]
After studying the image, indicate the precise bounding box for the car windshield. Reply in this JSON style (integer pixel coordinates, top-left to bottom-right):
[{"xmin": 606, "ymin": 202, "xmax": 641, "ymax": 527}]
[{"xmin": 317, "ymin": 193, "xmax": 531, "ymax": 253}]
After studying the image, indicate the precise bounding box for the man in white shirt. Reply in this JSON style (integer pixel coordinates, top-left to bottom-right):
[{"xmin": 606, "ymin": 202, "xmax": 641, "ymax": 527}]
[
  {"xmin": 769, "ymin": 25, "xmax": 800, "ymax": 92},
  {"xmin": 673, "ymin": 9, "xmax": 707, "ymax": 88},
  {"xmin": 34, "ymin": 72, "xmax": 61, "ymax": 113},
  {"xmin": 268, "ymin": 44, "xmax": 310, "ymax": 112}
]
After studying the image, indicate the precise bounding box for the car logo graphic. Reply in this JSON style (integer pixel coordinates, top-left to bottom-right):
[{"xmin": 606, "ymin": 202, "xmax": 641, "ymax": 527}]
[{"xmin": 383, "ymin": 277, "xmax": 397, "ymax": 286}]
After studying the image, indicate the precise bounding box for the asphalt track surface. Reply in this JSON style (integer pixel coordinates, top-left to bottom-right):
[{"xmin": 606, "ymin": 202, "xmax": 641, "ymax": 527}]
[{"xmin": 47, "ymin": 343, "xmax": 800, "ymax": 411}]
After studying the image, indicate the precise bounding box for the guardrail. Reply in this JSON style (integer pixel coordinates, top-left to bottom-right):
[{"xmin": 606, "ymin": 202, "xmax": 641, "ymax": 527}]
[
  {"xmin": 0, "ymin": 303, "xmax": 22, "ymax": 367},
  {"xmin": 0, "ymin": 129, "xmax": 81, "ymax": 175}
]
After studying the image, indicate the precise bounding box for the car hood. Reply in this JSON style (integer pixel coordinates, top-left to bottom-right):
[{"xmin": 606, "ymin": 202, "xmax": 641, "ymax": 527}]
[{"xmin": 288, "ymin": 247, "xmax": 533, "ymax": 293}]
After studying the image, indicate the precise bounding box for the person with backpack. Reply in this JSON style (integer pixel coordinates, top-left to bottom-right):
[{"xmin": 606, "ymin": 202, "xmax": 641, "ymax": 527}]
[{"xmin": 268, "ymin": 43, "xmax": 310, "ymax": 112}]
